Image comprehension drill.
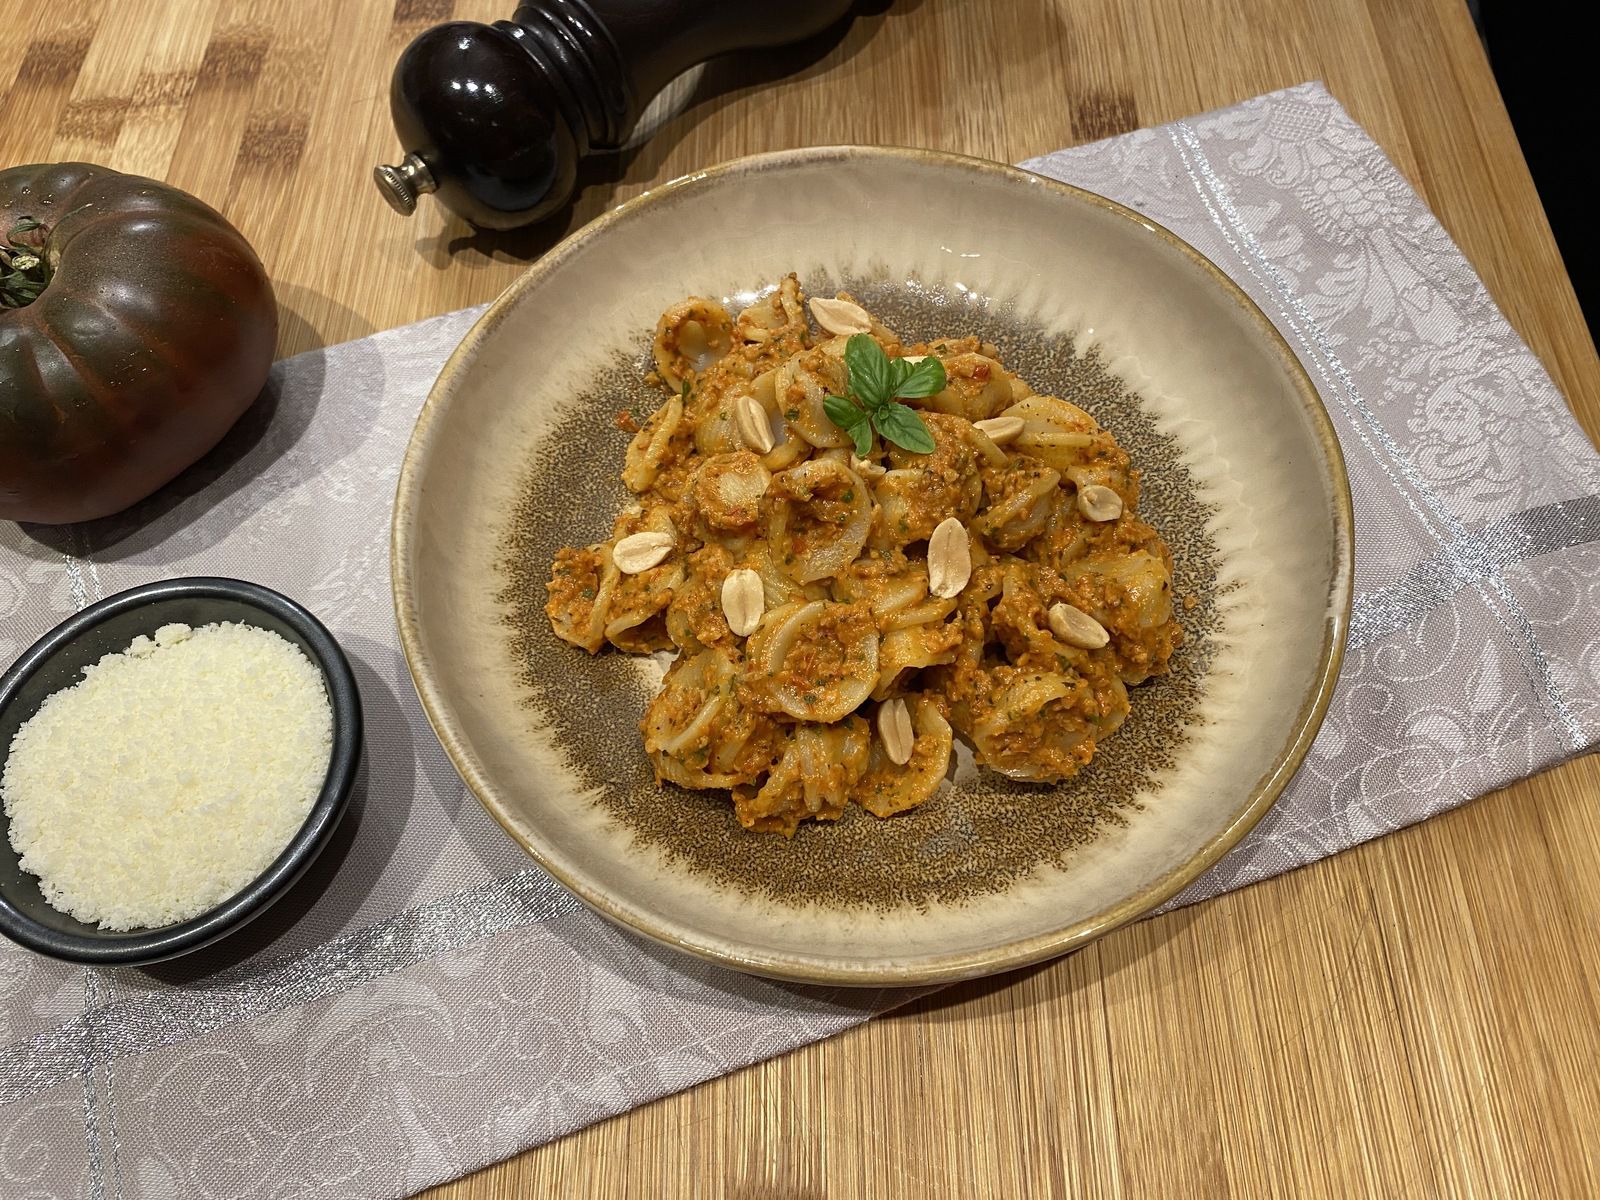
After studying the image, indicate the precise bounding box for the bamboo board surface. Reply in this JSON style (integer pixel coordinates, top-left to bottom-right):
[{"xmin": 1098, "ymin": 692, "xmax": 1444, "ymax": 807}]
[{"xmin": 3, "ymin": 1, "xmax": 1598, "ymax": 1196}]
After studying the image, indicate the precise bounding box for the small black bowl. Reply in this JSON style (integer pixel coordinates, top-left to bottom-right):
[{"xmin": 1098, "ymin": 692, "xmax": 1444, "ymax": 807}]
[{"xmin": 0, "ymin": 577, "xmax": 362, "ymax": 965}]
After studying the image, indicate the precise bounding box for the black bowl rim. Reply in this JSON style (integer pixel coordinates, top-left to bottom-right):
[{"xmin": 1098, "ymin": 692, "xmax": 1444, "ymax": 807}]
[{"xmin": 0, "ymin": 576, "xmax": 362, "ymax": 965}]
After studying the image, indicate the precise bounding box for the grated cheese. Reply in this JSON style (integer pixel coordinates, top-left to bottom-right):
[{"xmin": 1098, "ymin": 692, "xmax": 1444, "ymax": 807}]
[{"xmin": 1, "ymin": 621, "xmax": 333, "ymax": 931}]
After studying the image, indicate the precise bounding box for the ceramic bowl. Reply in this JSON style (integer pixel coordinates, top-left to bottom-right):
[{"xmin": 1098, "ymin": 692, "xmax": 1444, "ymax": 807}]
[
  {"xmin": 0, "ymin": 577, "xmax": 362, "ymax": 964},
  {"xmin": 392, "ymin": 147, "xmax": 1353, "ymax": 986}
]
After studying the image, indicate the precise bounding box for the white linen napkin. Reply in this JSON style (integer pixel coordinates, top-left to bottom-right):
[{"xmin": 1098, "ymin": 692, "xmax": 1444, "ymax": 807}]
[{"xmin": 1, "ymin": 81, "xmax": 1595, "ymax": 1199}]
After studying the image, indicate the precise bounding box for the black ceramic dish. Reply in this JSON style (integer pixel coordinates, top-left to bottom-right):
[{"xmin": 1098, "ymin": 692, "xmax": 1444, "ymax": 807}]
[{"xmin": 0, "ymin": 577, "xmax": 362, "ymax": 965}]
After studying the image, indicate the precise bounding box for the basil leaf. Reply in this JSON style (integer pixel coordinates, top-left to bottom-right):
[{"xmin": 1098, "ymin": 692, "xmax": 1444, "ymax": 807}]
[
  {"xmin": 848, "ymin": 419, "xmax": 875, "ymax": 458},
  {"xmin": 874, "ymin": 402, "xmax": 936, "ymax": 454},
  {"xmin": 893, "ymin": 355, "xmax": 947, "ymax": 399},
  {"xmin": 843, "ymin": 334, "xmax": 892, "ymax": 408},
  {"xmin": 824, "ymin": 393, "xmax": 866, "ymax": 433}
]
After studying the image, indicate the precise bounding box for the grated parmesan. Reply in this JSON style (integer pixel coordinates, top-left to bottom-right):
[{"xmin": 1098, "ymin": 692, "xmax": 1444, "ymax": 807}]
[{"xmin": 1, "ymin": 621, "xmax": 333, "ymax": 931}]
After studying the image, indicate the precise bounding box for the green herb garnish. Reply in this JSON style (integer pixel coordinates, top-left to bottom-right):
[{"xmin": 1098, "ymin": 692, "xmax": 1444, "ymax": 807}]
[{"xmin": 822, "ymin": 335, "xmax": 941, "ymax": 457}]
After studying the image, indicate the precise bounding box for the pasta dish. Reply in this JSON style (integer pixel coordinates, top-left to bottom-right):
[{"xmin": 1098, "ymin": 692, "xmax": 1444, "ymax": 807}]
[{"xmin": 544, "ymin": 276, "xmax": 1183, "ymax": 836}]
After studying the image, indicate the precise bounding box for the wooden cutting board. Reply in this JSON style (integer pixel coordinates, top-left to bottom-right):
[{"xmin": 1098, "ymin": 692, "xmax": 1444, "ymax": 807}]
[{"xmin": 2, "ymin": 1, "xmax": 1597, "ymax": 1196}]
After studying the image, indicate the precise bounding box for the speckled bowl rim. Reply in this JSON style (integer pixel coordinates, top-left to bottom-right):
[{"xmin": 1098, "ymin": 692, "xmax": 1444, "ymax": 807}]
[
  {"xmin": 0, "ymin": 576, "xmax": 363, "ymax": 965},
  {"xmin": 392, "ymin": 145, "xmax": 1355, "ymax": 987}
]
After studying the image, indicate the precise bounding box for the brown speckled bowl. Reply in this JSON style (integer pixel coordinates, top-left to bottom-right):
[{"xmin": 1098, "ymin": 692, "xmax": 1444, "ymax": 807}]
[{"xmin": 392, "ymin": 147, "xmax": 1353, "ymax": 986}]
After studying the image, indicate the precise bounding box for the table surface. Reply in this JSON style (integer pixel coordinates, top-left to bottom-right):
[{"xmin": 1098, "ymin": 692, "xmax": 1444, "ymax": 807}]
[{"xmin": 4, "ymin": 0, "xmax": 1598, "ymax": 1195}]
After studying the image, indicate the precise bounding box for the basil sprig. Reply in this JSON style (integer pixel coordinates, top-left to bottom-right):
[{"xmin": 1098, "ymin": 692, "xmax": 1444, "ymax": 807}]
[{"xmin": 822, "ymin": 335, "xmax": 941, "ymax": 457}]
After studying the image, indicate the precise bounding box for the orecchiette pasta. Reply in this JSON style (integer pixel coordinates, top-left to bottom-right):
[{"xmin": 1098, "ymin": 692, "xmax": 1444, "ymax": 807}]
[{"xmin": 544, "ymin": 275, "xmax": 1184, "ymax": 837}]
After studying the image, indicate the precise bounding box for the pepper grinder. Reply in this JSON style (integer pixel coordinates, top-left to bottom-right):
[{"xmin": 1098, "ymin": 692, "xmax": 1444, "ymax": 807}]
[{"xmin": 374, "ymin": 0, "xmax": 856, "ymax": 230}]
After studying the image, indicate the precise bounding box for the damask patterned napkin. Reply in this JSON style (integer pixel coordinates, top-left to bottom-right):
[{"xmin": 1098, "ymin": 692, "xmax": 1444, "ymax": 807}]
[{"xmin": 1, "ymin": 81, "xmax": 1597, "ymax": 1199}]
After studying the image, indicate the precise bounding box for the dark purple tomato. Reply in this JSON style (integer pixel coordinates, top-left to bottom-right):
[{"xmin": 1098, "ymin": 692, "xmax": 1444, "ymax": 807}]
[{"xmin": 0, "ymin": 163, "xmax": 277, "ymax": 523}]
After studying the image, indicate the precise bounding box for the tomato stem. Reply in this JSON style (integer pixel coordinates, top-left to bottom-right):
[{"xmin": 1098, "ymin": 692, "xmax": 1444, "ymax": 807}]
[{"xmin": 0, "ymin": 218, "xmax": 51, "ymax": 309}]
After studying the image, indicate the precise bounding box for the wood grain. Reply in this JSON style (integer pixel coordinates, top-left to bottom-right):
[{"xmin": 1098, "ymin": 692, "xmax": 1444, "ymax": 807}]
[{"xmin": 4, "ymin": 1, "xmax": 1598, "ymax": 1196}]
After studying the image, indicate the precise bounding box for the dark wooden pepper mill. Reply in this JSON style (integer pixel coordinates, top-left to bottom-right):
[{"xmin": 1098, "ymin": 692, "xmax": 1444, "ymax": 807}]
[{"xmin": 374, "ymin": 0, "xmax": 856, "ymax": 230}]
